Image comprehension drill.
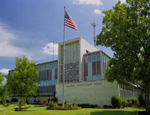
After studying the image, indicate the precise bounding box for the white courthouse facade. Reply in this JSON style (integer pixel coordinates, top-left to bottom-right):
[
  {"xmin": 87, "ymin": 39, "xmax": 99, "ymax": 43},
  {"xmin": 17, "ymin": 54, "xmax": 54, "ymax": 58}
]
[{"xmin": 8, "ymin": 37, "xmax": 139, "ymax": 107}]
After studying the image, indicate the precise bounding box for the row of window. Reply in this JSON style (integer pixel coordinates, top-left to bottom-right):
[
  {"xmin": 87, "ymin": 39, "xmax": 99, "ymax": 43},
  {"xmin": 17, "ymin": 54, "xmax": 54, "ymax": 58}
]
[
  {"xmin": 60, "ymin": 69, "xmax": 79, "ymax": 82},
  {"xmin": 85, "ymin": 54, "xmax": 100, "ymax": 63},
  {"xmin": 60, "ymin": 54, "xmax": 79, "ymax": 64},
  {"xmin": 60, "ymin": 42, "xmax": 79, "ymax": 54},
  {"xmin": 60, "ymin": 42, "xmax": 79, "ymax": 63},
  {"xmin": 36, "ymin": 63, "xmax": 58, "ymax": 71},
  {"xmin": 39, "ymin": 69, "xmax": 57, "ymax": 81},
  {"xmin": 38, "ymin": 80, "xmax": 57, "ymax": 86},
  {"xmin": 86, "ymin": 75, "xmax": 101, "ymax": 81},
  {"xmin": 120, "ymin": 85, "xmax": 138, "ymax": 92},
  {"xmin": 60, "ymin": 76, "xmax": 79, "ymax": 83},
  {"xmin": 38, "ymin": 85, "xmax": 55, "ymax": 94},
  {"xmin": 60, "ymin": 62, "xmax": 79, "ymax": 72},
  {"xmin": 84, "ymin": 61, "xmax": 101, "ymax": 77}
]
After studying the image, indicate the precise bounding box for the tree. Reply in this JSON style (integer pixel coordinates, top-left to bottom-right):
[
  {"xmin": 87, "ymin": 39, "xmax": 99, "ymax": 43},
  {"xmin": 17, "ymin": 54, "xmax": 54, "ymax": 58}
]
[
  {"xmin": 97, "ymin": 0, "xmax": 150, "ymax": 113},
  {"xmin": 0, "ymin": 73, "xmax": 8, "ymax": 106},
  {"xmin": 7, "ymin": 56, "xmax": 40, "ymax": 110},
  {"xmin": 0, "ymin": 72, "xmax": 4, "ymax": 85},
  {"xmin": 0, "ymin": 85, "xmax": 8, "ymax": 106}
]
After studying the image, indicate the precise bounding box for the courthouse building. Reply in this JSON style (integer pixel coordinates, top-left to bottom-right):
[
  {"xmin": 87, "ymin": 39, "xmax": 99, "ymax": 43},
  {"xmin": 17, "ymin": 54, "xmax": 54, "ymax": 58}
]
[{"xmin": 8, "ymin": 37, "xmax": 139, "ymax": 107}]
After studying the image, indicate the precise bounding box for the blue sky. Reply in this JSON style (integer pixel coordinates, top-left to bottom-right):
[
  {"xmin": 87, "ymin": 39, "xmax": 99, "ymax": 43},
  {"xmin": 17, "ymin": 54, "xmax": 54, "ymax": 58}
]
[{"xmin": 0, "ymin": 0, "xmax": 125, "ymax": 74}]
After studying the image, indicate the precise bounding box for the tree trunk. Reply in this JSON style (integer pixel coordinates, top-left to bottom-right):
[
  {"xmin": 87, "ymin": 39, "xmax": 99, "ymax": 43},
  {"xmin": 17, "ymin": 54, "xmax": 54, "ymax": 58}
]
[
  {"xmin": 19, "ymin": 97, "xmax": 22, "ymax": 111},
  {"xmin": 145, "ymin": 85, "xmax": 150, "ymax": 114}
]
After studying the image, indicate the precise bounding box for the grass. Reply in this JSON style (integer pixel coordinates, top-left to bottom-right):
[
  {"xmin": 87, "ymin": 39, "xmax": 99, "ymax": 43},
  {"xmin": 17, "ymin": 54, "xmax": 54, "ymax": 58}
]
[{"xmin": 0, "ymin": 104, "xmax": 145, "ymax": 115}]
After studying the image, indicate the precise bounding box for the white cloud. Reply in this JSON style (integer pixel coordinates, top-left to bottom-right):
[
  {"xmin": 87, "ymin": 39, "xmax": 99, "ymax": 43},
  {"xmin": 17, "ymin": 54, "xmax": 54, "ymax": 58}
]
[
  {"xmin": 73, "ymin": 0, "xmax": 103, "ymax": 6},
  {"xmin": 43, "ymin": 43, "xmax": 58, "ymax": 55},
  {"xmin": 0, "ymin": 22, "xmax": 32, "ymax": 59},
  {"xmin": 120, "ymin": 0, "xmax": 125, "ymax": 3},
  {"xmin": 93, "ymin": 9, "xmax": 102, "ymax": 15},
  {"xmin": 0, "ymin": 68, "xmax": 10, "ymax": 74}
]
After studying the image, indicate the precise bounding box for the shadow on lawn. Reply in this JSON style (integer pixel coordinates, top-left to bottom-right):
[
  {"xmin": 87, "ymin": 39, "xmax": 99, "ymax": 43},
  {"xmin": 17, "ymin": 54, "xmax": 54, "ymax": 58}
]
[
  {"xmin": 79, "ymin": 108, "xmax": 144, "ymax": 115},
  {"xmin": 89, "ymin": 110, "xmax": 137, "ymax": 115}
]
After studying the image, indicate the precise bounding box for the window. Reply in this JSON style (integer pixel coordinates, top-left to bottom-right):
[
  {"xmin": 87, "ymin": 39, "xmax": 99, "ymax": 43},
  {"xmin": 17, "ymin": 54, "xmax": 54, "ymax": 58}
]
[
  {"xmin": 77, "ymin": 61, "xmax": 79, "ymax": 68},
  {"xmin": 97, "ymin": 54, "xmax": 100, "ymax": 61},
  {"xmin": 74, "ymin": 69, "xmax": 76, "ymax": 77},
  {"xmin": 55, "ymin": 68, "xmax": 57, "ymax": 79},
  {"xmin": 50, "ymin": 69, "xmax": 52, "ymax": 80},
  {"xmin": 92, "ymin": 62, "xmax": 96, "ymax": 75},
  {"xmin": 77, "ymin": 69, "xmax": 79, "ymax": 75},
  {"xmin": 74, "ymin": 62, "xmax": 76, "ymax": 68},
  {"xmin": 92, "ymin": 55, "xmax": 97, "ymax": 62},
  {"xmin": 70, "ymin": 63, "xmax": 73, "ymax": 69},
  {"xmin": 97, "ymin": 61, "xmax": 101, "ymax": 74}
]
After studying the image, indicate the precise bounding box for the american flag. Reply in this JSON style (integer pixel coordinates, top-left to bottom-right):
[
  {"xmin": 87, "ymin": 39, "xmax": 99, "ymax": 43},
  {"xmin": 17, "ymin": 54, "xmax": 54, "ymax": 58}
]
[{"xmin": 64, "ymin": 11, "xmax": 77, "ymax": 30}]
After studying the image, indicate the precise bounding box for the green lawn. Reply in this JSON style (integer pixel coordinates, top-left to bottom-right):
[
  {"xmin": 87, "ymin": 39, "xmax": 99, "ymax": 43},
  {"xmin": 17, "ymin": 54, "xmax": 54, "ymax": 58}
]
[{"xmin": 0, "ymin": 104, "xmax": 145, "ymax": 115}]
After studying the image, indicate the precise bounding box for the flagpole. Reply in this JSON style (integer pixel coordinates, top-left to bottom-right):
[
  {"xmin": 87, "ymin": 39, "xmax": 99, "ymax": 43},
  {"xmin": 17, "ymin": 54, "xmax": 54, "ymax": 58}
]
[{"xmin": 62, "ymin": 6, "xmax": 66, "ymax": 108}]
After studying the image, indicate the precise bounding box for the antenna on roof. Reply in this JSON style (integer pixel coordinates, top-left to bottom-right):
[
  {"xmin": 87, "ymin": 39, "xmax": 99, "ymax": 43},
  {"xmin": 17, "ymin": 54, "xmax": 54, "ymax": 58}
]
[
  {"xmin": 92, "ymin": 22, "xmax": 97, "ymax": 47},
  {"xmin": 53, "ymin": 39, "xmax": 54, "ymax": 60}
]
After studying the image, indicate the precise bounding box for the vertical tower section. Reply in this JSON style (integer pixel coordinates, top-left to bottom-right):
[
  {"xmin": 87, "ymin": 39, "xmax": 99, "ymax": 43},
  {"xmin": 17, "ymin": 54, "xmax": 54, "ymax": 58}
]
[
  {"xmin": 58, "ymin": 38, "xmax": 80, "ymax": 83},
  {"xmin": 58, "ymin": 37, "xmax": 99, "ymax": 83}
]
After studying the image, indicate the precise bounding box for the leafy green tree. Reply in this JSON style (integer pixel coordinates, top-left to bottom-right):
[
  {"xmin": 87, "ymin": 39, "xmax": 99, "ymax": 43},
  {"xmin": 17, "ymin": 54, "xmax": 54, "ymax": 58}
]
[
  {"xmin": 0, "ymin": 85, "xmax": 8, "ymax": 106},
  {"xmin": 0, "ymin": 72, "xmax": 4, "ymax": 85},
  {"xmin": 0, "ymin": 73, "xmax": 8, "ymax": 106},
  {"xmin": 7, "ymin": 56, "xmax": 40, "ymax": 110},
  {"xmin": 97, "ymin": 0, "xmax": 150, "ymax": 113}
]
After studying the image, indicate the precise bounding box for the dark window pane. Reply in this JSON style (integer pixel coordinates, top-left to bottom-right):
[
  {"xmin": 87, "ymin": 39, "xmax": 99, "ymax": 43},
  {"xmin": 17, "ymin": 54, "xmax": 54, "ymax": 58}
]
[
  {"xmin": 67, "ymin": 63, "xmax": 69, "ymax": 70},
  {"xmin": 74, "ymin": 62, "xmax": 76, "ymax": 68},
  {"xmin": 47, "ymin": 70, "xmax": 49, "ymax": 80},
  {"xmin": 97, "ymin": 61, "xmax": 101, "ymax": 74},
  {"xmin": 77, "ymin": 61, "xmax": 79, "ymax": 68},
  {"xmin": 42, "ymin": 71, "xmax": 44, "ymax": 81},
  {"xmin": 50, "ymin": 70, "xmax": 52, "ymax": 80},
  {"xmin": 92, "ymin": 62, "xmax": 96, "ymax": 75},
  {"xmin": 70, "ymin": 63, "xmax": 73, "ymax": 69},
  {"xmin": 55, "ymin": 68, "xmax": 57, "ymax": 79},
  {"xmin": 74, "ymin": 69, "xmax": 76, "ymax": 77},
  {"xmin": 77, "ymin": 69, "xmax": 79, "ymax": 75}
]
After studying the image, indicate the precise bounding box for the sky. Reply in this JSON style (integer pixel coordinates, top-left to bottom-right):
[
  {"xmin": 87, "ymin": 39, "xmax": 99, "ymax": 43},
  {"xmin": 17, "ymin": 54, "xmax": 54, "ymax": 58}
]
[{"xmin": 0, "ymin": 0, "xmax": 126, "ymax": 75}]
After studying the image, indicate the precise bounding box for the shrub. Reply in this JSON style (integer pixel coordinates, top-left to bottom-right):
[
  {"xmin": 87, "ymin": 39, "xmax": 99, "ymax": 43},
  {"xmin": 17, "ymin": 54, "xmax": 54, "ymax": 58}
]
[
  {"xmin": 47, "ymin": 101, "xmax": 58, "ymax": 109},
  {"xmin": 34, "ymin": 98, "xmax": 40, "ymax": 104},
  {"xmin": 41, "ymin": 99, "xmax": 48, "ymax": 106},
  {"xmin": 138, "ymin": 93, "xmax": 145, "ymax": 105},
  {"xmin": 126, "ymin": 97, "xmax": 139, "ymax": 106},
  {"xmin": 72, "ymin": 97, "xmax": 78, "ymax": 104},
  {"xmin": 50, "ymin": 96, "xmax": 58, "ymax": 103},
  {"xmin": 121, "ymin": 98, "xmax": 128, "ymax": 108},
  {"xmin": 132, "ymin": 98, "xmax": 139, "ymax": 105},
  {"xmin": 19, "ymin": 98, "xmax": 26, "ymax": 106},
  {"xmin": 78, "ymin": 104, "xmax": 97, "ymax": 108},
  {"xmin": 107, "ymin": 105, "xmax": 113, "ymax": 108},
  {"xmin": 65, "ymin": 103, "xmax": 74, "ymax": 109},
  {"xmin": 111, "ymin": 96, "xmax": 121, "ymax": 108},
  {"xmin": 103, "ymin": 105, "xmax": 108, "ymax": 108}
]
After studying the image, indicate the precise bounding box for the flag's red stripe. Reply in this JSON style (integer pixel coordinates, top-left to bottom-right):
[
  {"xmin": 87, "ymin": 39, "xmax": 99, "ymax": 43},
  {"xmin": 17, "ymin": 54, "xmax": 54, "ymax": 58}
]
[
  {"xmin": 65, "ymin": 19, "xmax": 77, "ymax": 29},
  {"xmin": 65, "ymin": 23, "xmax": 77, "ymax": 29},
  {"xmin": 64, "ymin": 12, "xmax": 77, "ymax": 30}
]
